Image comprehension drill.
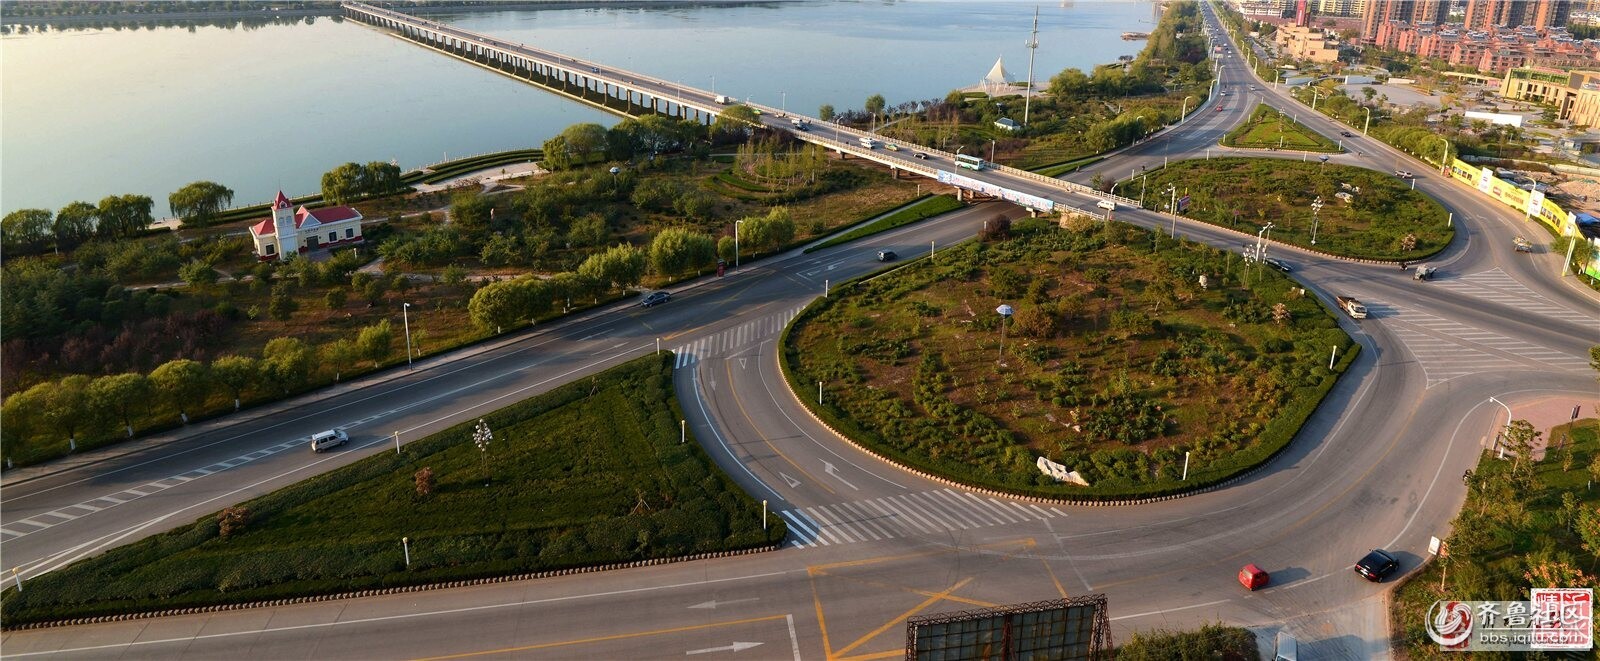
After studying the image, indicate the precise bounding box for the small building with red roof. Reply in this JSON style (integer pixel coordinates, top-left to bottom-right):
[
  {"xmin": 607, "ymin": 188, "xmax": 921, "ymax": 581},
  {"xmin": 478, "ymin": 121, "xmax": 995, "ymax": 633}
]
[{"xmin": 248, "ymin": 191, "xmax": 365, "ymax": 261}]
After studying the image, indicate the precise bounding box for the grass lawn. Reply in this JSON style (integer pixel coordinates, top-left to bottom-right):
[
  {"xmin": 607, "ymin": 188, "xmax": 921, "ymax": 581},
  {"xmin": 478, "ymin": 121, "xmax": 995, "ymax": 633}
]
[
  {"xmin": 782, "ymin": 219, "xmax": 1356, "ymax": 499},
  {"xmin": 1123, "ymin": 157, "xmax": 1452, "ymax": 260},
  {"xmin": 1117, "ymin": 624, "xmax": 1257, "ymax": 660},
  {"xmin": 1390, "ymin": 418, "xmax": 1600, "ymax": 658},
  {"xmin": 1221, "ymin": 104, "xmax": 1341, "ymax": 153},
  {"xmin": 0, "ymin": 353, "xmax": 784, "ymax": 625},
  {"xmin": 806, "ymin": 194, "xmax": 964, "ymax": 253}
]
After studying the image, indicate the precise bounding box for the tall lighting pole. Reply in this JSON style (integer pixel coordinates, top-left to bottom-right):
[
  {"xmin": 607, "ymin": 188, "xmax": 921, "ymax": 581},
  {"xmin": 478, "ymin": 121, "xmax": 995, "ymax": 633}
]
[
  {"xmin": 1310, "ymin": 196, "xmax": 1325, "ymax": 245},
  {"xmin": 1023, "ymin": 6, "xmax": 1039, "ymax": 126},
  {"xmin": 402, "ymin": 302, "xmax": 414, "ymax": 367},
  {"xmin": 734, "ymin": 219, "xmax": 745, "ymax": 267}
]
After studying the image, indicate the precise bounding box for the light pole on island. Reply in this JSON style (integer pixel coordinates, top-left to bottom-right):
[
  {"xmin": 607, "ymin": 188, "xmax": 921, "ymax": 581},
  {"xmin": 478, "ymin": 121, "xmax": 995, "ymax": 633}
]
[
  {"xmin": 1310, "ymin": 197, "xmax": 1325, "ymax": 245},
  {"xmin": 402, "ymin": 302, "xmax": 414, "ymax": 367},
  {"xmin": 473, "ymin": 418, "xmax": 493, "ymax": 486},
  {"xmin": 734, "ymin": 219, "xmax": 745, "ymax": 267},
  {"xmin": 996, "ymin": 304, "xmax": 1014, "ymax": 361}
]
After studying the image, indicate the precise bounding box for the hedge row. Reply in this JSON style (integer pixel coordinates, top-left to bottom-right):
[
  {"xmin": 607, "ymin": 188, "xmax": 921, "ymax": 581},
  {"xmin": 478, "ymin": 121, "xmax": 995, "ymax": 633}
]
[
  {"xmin": 0, "ymin": 353, "xmax": 784, "ymax": 625},
  {"xmin": 1031, "ymin": 155, "xmax": 1108, "ymax": 178},
  {"xmin": 411, "ymin": 149, "xmax": 544, "ymax": 185}
]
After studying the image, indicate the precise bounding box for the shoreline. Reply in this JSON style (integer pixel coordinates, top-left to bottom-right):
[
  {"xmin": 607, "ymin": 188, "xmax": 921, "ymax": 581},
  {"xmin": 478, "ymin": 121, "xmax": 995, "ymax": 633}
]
[{"xmin": 0, "ymin": 1, "xmax": 787, "ymax": 28}]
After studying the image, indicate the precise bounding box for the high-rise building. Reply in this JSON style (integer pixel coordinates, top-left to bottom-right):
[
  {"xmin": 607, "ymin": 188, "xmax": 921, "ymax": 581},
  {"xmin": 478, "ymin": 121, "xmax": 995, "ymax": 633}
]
[
  {"xmin": 1362, "ymin": 0, "xmax": 1450, "ymax": 41},
  {"xmin": 1296, "ymin": 0, "xmax": 1310, "ymax": 25},
  {"xmin": 1464, "ymin": 0, "xmax": 1570, "ymax": 30},
  {"xmin": 1317, "ymin": 0, "xmax": 1368, "ymax": 17}
]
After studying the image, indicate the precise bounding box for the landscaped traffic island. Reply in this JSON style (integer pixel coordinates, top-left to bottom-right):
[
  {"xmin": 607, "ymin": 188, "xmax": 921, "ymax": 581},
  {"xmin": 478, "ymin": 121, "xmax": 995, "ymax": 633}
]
[
  {"xmin": 0, "ymin": 354, "xmax": 783, "ymax": 626},
  {"xmin": 781, "ymin": 219, "xmax": 1357, "ymax": 501},
  {"xmin": 1220, "ymin": 104, "xmax": 1342, "ymax": 153},
  {"xmin": 1126, "ymin": 157, "xmax": 1453, "ymax": 260}
]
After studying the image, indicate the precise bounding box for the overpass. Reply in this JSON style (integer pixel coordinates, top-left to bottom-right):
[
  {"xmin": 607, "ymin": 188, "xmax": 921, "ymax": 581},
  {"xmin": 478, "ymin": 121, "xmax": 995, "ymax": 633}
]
[{"xmin": 339, "ymin": 1, "xmax": 1139, "ymax": 214}]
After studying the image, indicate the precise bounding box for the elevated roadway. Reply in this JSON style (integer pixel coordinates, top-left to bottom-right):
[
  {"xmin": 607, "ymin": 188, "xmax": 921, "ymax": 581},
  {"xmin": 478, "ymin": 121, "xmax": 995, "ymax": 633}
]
[{"xmin": 4, "ymin": 2, "xmax": 1597, "ymax": 659}]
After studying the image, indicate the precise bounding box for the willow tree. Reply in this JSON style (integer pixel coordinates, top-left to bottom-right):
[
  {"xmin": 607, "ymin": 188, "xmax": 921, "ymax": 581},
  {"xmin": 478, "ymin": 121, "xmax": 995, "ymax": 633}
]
[{"xmin": 168, "ymin": 181, "xmax": 235, "ymax": 228}]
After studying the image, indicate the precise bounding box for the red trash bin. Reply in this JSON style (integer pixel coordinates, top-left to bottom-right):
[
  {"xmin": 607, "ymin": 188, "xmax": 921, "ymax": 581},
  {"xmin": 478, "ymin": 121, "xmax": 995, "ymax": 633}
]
[{"xmin": 1239, "ymin": 564, "xmax": 1269, "ymax": 591}]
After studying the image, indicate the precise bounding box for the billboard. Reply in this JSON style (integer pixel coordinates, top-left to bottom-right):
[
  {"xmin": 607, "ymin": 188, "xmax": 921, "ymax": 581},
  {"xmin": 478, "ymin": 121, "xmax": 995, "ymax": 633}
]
[
  {"xmin": 906, "ymin": 595, "xmax": 1111, "ymax": 661},
  {"xmin": 936, "ymin": 170, "xmax": 1055, "ymax": 212}
]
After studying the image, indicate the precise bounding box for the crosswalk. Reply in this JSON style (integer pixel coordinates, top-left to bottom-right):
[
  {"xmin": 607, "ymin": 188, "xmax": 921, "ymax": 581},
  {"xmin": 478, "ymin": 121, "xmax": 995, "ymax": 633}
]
[
  {"xmin": 673, "ymin": 305, "xmax": 805, "ymax": 369},
  {"xmin": 1433, "ymin": 268, "xmax": 1596, "ymax": 325},
  {"xmin": 778, "ymin": 489, "xmax": 1069, "ymax": 548},
  {"xmin": 1375, "ymin": 301, "xmax": 1591, "ymax": 388}
]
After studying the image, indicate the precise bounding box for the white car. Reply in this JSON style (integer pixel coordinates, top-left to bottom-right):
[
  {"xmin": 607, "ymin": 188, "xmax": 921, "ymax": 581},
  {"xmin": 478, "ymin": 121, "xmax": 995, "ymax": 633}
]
[{"xmin": 310, "ymin": 429, "xmax": 349, "ymax": 452}]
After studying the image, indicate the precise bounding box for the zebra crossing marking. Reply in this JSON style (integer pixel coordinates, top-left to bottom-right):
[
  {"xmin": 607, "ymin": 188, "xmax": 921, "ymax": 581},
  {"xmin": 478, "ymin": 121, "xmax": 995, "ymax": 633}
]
[{"xmin": 781, "ymin": 489, "xmax": 1068, "ymax": 548}]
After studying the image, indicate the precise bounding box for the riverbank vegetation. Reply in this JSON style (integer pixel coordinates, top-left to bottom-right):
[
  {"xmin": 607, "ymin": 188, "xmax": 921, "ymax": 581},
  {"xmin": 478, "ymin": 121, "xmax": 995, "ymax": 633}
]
[
  {"xmin": 1118, "ymin": 158, "xmax": 1452, "ymax": 260},
  {"xmin": 1391, "ymin": 418, "xmax": 1600, "ymax": 658},
  {"xmin": 831, "ymin": 2, "xmax": 1214, "ymax": 172},
  {"xmin": 0, "ymin": 353, "xmax": 784, "ymax": 626},
  {"xmin": 0, "ymin": 120, "xmax": 933, "ymax": 468},
  {"xmin": 782, "ymin": 217, "xmax": 1356, "ymax": 500}
]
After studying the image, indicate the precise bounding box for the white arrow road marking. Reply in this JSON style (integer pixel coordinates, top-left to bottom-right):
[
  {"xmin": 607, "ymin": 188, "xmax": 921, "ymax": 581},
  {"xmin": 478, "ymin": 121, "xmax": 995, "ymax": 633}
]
[
  {"xmin": 822, "ymin": 461, "xmax": 858, "ymax": 490},
  {"xmin": 688, "ymin": 597, "xmax": 760, "ymax": 610},
  {"xmin": 778, "ymin": 472, "xmax": 801, "ymax": 488},
  {"xmin": 687, "ymin": 642, "xmax": 763, "ymax": 655}
]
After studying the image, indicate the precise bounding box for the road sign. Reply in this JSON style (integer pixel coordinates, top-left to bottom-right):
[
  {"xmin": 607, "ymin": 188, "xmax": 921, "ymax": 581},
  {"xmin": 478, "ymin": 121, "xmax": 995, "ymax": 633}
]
[{"xmin": 907, "ymin": 596, "xmax": 1110, "ymax": 660}]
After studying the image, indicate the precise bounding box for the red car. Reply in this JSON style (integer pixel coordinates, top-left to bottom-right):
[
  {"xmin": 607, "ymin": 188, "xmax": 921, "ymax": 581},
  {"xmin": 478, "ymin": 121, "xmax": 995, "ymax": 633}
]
[
  {"xmin": 1238, "ymin": 564, "xmax": 1269, "ymax": 590},
  {"xmin": 1216, "ymin": 104, "xmax": 1225, "ymax": 111}
]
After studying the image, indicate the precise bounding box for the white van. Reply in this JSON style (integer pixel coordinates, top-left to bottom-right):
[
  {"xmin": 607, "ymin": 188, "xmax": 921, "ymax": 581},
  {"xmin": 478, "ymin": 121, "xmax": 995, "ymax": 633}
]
[
  {"xmin": 310, "ymin": 429, "xmax": 349, "ymax": 452},
  {"xmin": 1096, "ymin": 199, "xmax": 1117, "ymax": 211}
]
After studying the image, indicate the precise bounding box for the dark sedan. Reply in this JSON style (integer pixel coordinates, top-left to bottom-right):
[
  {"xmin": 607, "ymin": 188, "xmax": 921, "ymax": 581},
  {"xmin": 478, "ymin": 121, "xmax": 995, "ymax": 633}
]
[
  {"xmin": 639, "ymin": 291, "xmax": 672, "ymax": 308},
  {"xmin": 1263, "ymin": 257, "xmax": 1292, "ymax": 272},
  {"xmin": 1354, "ymin": 549, "xmax": 1399, "ymax": 582}
]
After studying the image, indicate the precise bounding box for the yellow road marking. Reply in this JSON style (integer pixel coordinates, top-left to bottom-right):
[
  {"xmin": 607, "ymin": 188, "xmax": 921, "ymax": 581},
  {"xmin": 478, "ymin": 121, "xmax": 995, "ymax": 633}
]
[
  {"xmin": 810, "ymin": 572, "xmax": 836, "ymax": 661},
  {"xmin": 725, "ymin": 360, "xmax": 834, "ymax": 495},
  {"xmin": 833, "ymin": 577, "xmax": 975, "ymax": 657},
  {"xmin": 818, "ymin": 571, "xmax": 997, "ymax": 608},
  {"xmin": 1043, "ymin": 558, "xmax": 1069, "ymax": 599},
  {"xmin": 834, "ymin": 650, "xmax": 906, "ymax": 661},
  {"xmin": 412, "ymin": 614, "xmax": 788, "ymax": 660}
]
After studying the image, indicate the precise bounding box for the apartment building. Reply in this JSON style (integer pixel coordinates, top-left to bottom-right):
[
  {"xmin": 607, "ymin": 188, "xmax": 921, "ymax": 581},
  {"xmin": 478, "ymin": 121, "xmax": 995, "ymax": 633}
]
[{"xmin": 1501, "ymin": 66, "xmax": 1600, "ymax": 127}]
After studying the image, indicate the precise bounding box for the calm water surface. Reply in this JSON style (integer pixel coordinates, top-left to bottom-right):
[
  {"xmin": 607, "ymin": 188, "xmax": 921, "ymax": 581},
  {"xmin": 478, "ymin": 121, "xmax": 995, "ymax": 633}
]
[{"xmin": 1, "ymin": 1, "xmax": 1148, "ymax": 215}]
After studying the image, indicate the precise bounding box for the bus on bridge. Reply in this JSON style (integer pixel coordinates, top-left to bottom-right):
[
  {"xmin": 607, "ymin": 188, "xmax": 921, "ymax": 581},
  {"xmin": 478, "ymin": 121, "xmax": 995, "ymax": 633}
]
[{"xmin": 955, "ymin": 153, "xmax": 985, "ymax": 171}]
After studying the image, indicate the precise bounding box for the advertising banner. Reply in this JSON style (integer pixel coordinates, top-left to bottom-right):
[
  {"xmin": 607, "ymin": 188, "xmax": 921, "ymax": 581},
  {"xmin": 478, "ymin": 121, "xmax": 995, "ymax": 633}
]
[{"xmin": 936, "ymin": 170, "xmax": 1055, "ymax": 212}]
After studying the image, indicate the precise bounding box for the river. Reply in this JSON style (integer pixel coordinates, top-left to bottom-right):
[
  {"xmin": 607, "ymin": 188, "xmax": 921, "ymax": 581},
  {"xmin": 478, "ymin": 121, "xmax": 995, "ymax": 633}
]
[{"xmin": 0, "ymin": 1, "xmax": 1149, "ymax": 216}]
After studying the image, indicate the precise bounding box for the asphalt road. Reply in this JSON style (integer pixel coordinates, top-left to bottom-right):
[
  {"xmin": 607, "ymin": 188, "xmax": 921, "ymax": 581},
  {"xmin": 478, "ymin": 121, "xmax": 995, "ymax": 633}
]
[{"xmin": 4, "ymin": 3, "xmax": 1598, "ymax": 659}]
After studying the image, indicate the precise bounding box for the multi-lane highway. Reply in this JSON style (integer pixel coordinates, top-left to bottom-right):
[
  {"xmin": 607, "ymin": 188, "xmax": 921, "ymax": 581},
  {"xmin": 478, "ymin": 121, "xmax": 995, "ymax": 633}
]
[{"xmin": 4, "ymin": 2, "xmax": 1597, "ymax": 659}]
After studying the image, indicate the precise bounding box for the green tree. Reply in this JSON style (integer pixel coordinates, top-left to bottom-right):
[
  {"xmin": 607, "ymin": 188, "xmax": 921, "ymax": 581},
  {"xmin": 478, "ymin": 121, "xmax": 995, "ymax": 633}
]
[
  {"xmin": 1047, "ymin": 67, "xmax": 1092, "ymax": 98},
  {"xmin": 179, "ymin": 260, "xmax": 219, "ymax": 291},
  {"xmin": 364, "ymin": 161, "xmax": 405, "ymax": 197},
  {"xmin": 261, "ymin": 337, "xmax": 312, "ymax": 394},
  {"xmin": 95, "ymin": 194, "xmax": 155, "ymax": 239},
  {"xmin": 864, "ymin": 93, "xmax": 887, "ymax": 117},
  {"xmin": 710, "ymin": 105, "xmax": 760, "ymax": 144},
  {"xmin": 321, "ymin": 339, "xmax": 358, "ymax": 382},
  {"xmin": 577, "ymin": 243, "xmax": 647, "ymax": 291},
  {"xmin": 168, "ymin": 181, "xmax": 235, "ymax": 228},
  {"xmin": 631, "ymin": 178, "xmax": 679, "ymax": 212},
  {"xmin": 649, "ymin": 227, "xmax": 717, "ymax": 276},
  {"xmin": 43, "ymin": 375, "xmax": 92, "ymax": 449},
  {"xmin": 1590, "ymin": 345, "xmax": 1600, "ymax": 380},
  {"xmin": 321, "ymin": 162, "xmax": 365, "ymax": 204},
  {"xmin": 717, "ymin": 235, "xmax": 736, "ymax": 263},
  {"xmin": 356, "ymin": 319, "xmax": 395, "ymax": 364},
  {"xmin": 673, "ymin": 190, "xmax": 716, "ymax": 220},
  {"xmin": 559, "ymin": 123, "xmax": 610, "ymax": 164},
  {"xmin": 1502, "ymin": 418, "xmax": 1541, "ymax": 474},
  {"xmin": 818, "ymin": 104, "xmax": 836, "ymax": 122},
  {"xmin": 742, "ymin": 206, "xmax": 797, "ymax": 251},
  {"xmin": 210, "ymin": 355, "xmax": 258, "ymax": 410},
  {"xmin": 540, "ymin": 135, "xmax": 573, "ymax": 170},
  {"xmin": 451, "ymin": 191, "xmax": 494, "ymax": 234},
  {"xmin": 268, "ymin": 288, "xmax": 298, "ymax": 321},
  {"xmin": 567, "ymin": 213, "xmax": 610, "ymax": 248},
  {"xmin": 2, "ymin": 209, "xmax": 54, "ymax": 255},
  {"xmin": 149, "ymin": 359, "xmax": 210, "ymax": 423},
  {"xmin": 53, "ymin": 201, "xmax": 98, "ymax": 250},
  {"xmin": 89, "ymin": 373, "xmax": 151, "ymax": 438},
  {"xmin": 468, "ymin": 279, "xmax": 524, "ymax": 332},
  {"xmin": 1, "ymin": 382, "xmax": 51, "ymax": 448},
  {"xmin": 325, "ymin": 288, "xmax": 347, "ymax": 310}
]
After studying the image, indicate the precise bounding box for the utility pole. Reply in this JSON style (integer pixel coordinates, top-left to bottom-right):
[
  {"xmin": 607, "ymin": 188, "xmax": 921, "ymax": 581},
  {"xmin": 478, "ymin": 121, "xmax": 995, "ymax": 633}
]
[{"xmin": 1023, "ymin": 6, "xmax": 1039, "ymax": 126}]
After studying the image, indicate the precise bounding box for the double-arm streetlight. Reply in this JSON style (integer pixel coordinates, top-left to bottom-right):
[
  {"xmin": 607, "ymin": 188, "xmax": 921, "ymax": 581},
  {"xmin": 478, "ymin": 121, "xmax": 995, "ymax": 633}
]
[{"xmin": 1255, "ymin": 222, "xmax": 1274, "ymax": 261}]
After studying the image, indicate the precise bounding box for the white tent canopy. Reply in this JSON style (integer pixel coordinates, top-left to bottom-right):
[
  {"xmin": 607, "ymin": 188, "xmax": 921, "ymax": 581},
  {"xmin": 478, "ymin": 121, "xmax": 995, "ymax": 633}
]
[{"xmin": 983, "ymin": 56, "xmax": 1014, "ymax": 87}]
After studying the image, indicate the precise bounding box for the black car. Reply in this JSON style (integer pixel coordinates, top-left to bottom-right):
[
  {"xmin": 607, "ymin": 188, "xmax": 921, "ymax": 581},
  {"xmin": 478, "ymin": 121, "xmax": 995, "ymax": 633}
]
[
  {"xmin": 1340, "ymin": 130, "xmax": 1354, "ymax": 137},
  {"xmin": 639, "ymin": 291, "xmax": 672, "ymax": 308},
  {"xmin": 913, "ymin": 152, "xmax": 928, "ymax": 160},
  {"xmin": 1263, "ymin": 257, "xmax": 1292, "ymax": 272},
  {"xmin": 877, "ymin": 250, "xmax": 897, "ymax": 262},
  {"xmin": 1354, "ymin": 549, "xmax": 1399, "ymax": 582}
]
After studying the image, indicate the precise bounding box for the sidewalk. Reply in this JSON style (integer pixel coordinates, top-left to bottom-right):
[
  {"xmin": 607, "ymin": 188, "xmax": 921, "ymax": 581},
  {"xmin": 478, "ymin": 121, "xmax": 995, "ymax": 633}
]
[{"xmin": 1489, "ymin": 396, "xmax": 1594, "ymax": 460}]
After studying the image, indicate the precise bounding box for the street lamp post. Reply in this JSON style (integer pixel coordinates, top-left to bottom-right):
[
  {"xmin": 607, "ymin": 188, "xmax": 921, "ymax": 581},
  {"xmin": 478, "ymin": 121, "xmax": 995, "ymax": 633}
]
[
  {"xmin": 1436, "ymin": 136, "xmax": 1451, "ymax": 173},
  {"xmin": 1255, "ymin": 222, "xmax": 1274, "ymax": 261},
  {"xmin": 1362, "ymin": 106, "xmax": 1372, "ymax": 135},
  {"xmin": 990, "ymin": 139, "xmax": 996, "ymax": 163},
  {"xmin": 995, "ymin": 304, "xmax": 1014, "ymax": 360},
  {"xmin": 1310, "ymin": 196, "xmax": 1325, "ymax": 245},
  {"xmin": 402, "ymin": 302, "xmax": 414, "ymax": 367},
  {"xmin": 1180, "ymin": 95, "xmax": 1196, "ymax": 124},
  {"xmin": 1488, "ymin": 396, "xmax": 1513, "ymax": 458},
  {"xmin": 780, "ymin": 91, "xmax": 786, "ymax": 115},
  {"xmin": 734, "ymin": 219, "xmax": 745, "ymax": 267}
]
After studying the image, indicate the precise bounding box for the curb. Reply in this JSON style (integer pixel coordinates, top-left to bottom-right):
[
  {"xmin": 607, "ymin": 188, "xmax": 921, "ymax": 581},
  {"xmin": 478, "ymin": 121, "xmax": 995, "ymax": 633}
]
[
  {"xmin": 773, "ymin": 334, "xmax": 1300, "ymax": 507},
  {"xmin": 3, "ymin": 543, "xmax": 781, "ymax": 631}
]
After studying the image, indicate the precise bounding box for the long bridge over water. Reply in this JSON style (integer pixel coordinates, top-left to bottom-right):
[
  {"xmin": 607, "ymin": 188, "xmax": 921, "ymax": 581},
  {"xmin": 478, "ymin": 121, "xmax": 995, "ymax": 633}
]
[{"xmin": 340, "ymin": 1, "xmax": 1139, "ymax": 215}]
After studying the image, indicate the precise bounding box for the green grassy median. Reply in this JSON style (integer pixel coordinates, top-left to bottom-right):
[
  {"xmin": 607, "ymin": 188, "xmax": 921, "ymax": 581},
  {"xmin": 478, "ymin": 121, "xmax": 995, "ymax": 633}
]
[
  {"xmin": 0, "ymin": 353, "xmax": 783, "ymax": 626},
  {"xmin": 806, "ymin": 194, "xmax": 964, "ymax": 253},
  {"xmin": 1222, "ymin": 104, "xmax": 1341, "ymax": 153}
]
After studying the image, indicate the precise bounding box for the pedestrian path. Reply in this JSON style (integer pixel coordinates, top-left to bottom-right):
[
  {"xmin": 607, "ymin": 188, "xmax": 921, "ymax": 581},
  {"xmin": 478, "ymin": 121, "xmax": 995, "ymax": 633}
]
[
  {"xmin": 778, "ymin": 488, "xmax": 1070, "ymax": 549},
  {"xmin": 1433, "ymin": 268, "xmax": 1595, "ymax": 325},
  {"xmin": 1375, "ymin": 301, "xmax": 1592, "ymax": 388},
  {"xmin": 672, "ymin": 305, "xmax": 805, "ymax": 369}
]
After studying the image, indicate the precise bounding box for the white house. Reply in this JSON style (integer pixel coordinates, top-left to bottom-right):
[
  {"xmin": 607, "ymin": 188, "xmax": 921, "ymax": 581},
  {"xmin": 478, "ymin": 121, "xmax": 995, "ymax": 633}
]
[
  {"xmin": 249, "ymin": 191, "xmax": 364, "ymax": 261},
  {"xmin": 993, "ymin": 117, "xmax": 1020, "ymax": 131}
]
